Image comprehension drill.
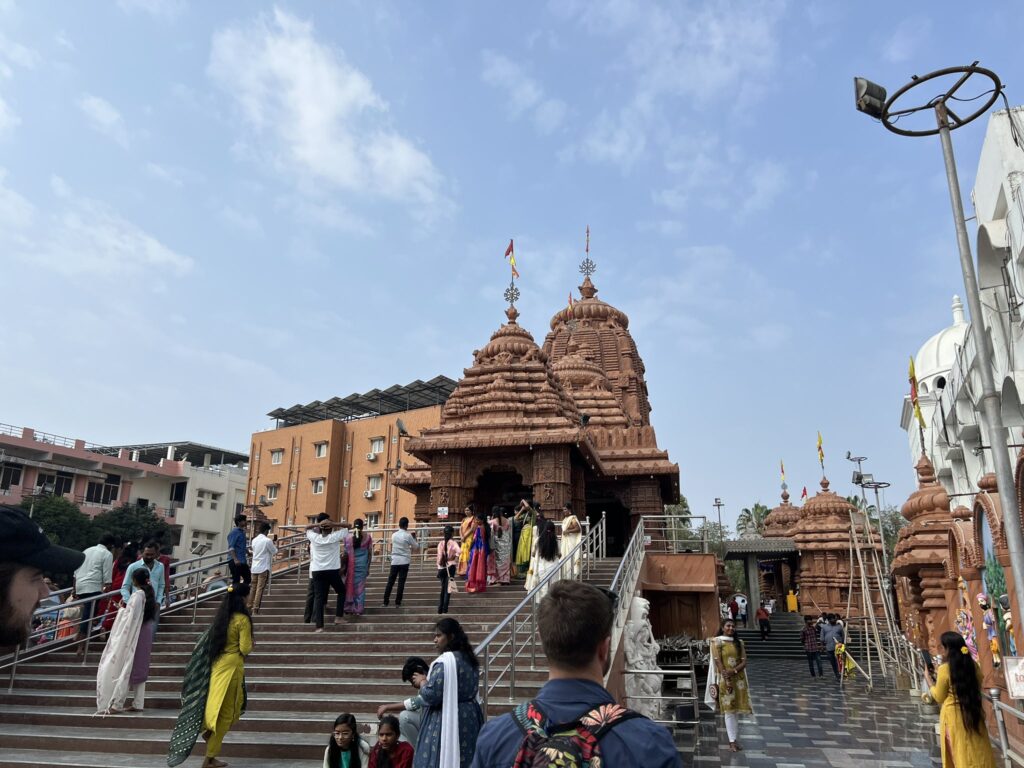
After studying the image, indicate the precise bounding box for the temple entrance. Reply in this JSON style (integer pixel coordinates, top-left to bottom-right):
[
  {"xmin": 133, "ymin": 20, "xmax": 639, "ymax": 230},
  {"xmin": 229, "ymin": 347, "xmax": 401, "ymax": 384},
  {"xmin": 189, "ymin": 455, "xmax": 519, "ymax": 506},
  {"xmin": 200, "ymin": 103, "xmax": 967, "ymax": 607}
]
[
  {"xmin": 472, "ymin": 467, "xmax": 530, "ymax": 514},
  {"xmin": 585, "ymin": 489, "xmax": 630, "ymax": 557}
]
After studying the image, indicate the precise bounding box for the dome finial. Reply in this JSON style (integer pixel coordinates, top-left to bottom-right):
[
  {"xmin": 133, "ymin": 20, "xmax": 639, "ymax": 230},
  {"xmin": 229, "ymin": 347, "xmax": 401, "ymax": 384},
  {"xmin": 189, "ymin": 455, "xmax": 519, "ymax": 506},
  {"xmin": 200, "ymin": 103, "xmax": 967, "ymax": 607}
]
[{"xmin": 952, "ymin": 294, "xmax": 965, "ymax": 325}]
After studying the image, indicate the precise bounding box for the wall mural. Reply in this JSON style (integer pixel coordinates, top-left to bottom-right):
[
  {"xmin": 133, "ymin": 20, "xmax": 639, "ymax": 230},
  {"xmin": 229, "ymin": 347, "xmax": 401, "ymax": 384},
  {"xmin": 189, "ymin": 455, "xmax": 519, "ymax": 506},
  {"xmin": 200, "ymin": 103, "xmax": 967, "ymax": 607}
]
[{"xmin": 980, "ymin": 513, "xmax": 1016, "ymax": 658}]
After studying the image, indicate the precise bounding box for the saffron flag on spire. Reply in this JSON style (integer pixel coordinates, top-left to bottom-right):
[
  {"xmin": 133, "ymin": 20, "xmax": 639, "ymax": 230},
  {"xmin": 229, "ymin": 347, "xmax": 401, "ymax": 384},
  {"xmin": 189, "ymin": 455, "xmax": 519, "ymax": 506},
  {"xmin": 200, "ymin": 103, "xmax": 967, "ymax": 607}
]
[
  {"xmin": 780, "ymin": 460, "xmax": 786, "ymax": 485},
  {"xmin": 817, "ymin": 431, "xmax": 825, "ymax": 466},
  {"xmin": 908, "ymin": 356, "xmax": 927, "ymax": 430},
  {"xmin": 801, "ymin": 486, "xmax": 808, "ymax": 501},
  {"xmin": 504, "ymin": 239, "xmax": 520, "ymax": 279},
  {"xmin": 567, "ymin": 292, "xmax": 575, "ymax": 313}
]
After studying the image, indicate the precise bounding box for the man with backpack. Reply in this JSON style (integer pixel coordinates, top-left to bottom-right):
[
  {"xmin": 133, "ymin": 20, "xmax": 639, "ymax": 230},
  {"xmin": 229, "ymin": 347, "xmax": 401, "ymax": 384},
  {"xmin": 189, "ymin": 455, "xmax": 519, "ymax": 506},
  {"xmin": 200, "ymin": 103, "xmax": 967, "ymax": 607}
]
[{"xmin": 470, "ymin": 580, "xmax": 680, "ymax": 767}]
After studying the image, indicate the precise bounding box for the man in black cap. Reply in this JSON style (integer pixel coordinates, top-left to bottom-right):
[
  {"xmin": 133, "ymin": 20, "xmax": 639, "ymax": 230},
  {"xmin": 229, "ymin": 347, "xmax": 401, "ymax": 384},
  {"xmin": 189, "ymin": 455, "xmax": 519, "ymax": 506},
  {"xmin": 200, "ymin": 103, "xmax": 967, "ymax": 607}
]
[{"xmin": 0, "ymin": 504, "xmax": 85, "ymax": 649}]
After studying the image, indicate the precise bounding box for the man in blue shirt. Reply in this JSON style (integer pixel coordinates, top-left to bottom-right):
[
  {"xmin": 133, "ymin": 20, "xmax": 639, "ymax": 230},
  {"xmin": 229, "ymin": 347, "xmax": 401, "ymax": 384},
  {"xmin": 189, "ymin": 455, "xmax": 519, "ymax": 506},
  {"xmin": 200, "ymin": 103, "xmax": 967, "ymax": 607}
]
[
  {"xmin": 470, "ymin": 581, "xmax": 681, "ymax": 768},
  {"xmin": 226, "ymin": 515, "xmax": 250, "ymax": 586},
  {"xmin": 121, "ymin": 541, "xmax": 166, "ymax": 633}
]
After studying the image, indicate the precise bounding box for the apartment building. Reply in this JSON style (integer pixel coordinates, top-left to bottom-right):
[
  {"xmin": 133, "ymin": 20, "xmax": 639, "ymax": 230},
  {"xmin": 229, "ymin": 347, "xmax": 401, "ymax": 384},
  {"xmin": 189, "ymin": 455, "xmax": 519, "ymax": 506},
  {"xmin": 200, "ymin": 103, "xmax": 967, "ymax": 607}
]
[
  {"xmin": 249, "ymin": 378, "xmax": 455, "ymax": 529},
  {"xmin": 0, "ymin": 424, "xmax": 248, "ymax": 558}
]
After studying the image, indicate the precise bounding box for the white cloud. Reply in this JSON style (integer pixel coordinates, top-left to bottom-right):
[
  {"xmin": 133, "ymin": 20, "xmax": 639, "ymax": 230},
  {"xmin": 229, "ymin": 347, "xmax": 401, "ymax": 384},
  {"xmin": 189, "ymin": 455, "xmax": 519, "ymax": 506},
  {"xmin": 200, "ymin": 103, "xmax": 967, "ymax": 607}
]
[
  {"xmin": 220, "ymin": 205, "xmax": 264, "ymax": 237},
  {"xmin": 0, "ymin": 168, "xmax": 192, "ymax": 279},
  {"xmin": 742, "ymin": 159, "xmax": 788, "ymax": 214},
  {"xmin": 0, "ymin": 95, "xmax": 18, "ymax": 135},
  {"xmin": 208, "ymin": 8, "xmax": 450, "ymax": 224},
  {"xmin": 882, "ymin": 17, "xmax": 931, "ymax": 64},
  {"xmin": 145, "ymin": 161, "xmax": 185, "ymax": 187},
  {"xmin": 78, "ymin": 93, "xmax": 129, "ymax": 147},
  {"xmin": 55, "ymin": 31, "xmax": 75, "ymax": 51},
  {"xmin": 117, "ymin": 0, "xmax": 185, "ymax": 19},
  {"xmin": 0, "ymin": 30, "xmax": 38, "ymax": 137},
  {"xmin": 480, "ymin": 50, "xmax": 567, "ymax": 135},
  {"xmin": 556, "ymin": 0, "xmax": 786, "ymax": 168}
]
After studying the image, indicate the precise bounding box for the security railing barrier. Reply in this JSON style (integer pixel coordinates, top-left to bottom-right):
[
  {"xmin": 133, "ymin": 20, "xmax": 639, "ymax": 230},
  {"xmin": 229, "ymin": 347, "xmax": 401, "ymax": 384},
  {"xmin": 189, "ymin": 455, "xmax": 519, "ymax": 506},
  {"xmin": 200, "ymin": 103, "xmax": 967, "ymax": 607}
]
[{"xmin": 474, "ymin": 513, "xmax": 606, "ymax": 716}]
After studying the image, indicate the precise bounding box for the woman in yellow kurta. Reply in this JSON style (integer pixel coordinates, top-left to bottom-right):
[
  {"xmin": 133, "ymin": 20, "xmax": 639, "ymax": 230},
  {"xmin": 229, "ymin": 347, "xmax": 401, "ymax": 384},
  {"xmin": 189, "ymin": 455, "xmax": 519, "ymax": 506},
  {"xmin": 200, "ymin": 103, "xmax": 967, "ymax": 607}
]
[
  {"xmin": 924, "ymin": 631, "xmax": 996, "ymax": 768},
  {"xmin": 707, "ymin": 620, "xmax": 752, "ymax": 752},
  {"xmin": 202, "ymin": 586, "xmax": 253, "ymax": 768},
  {"xmin": 456, "ymin": 505, "xmax": 476, "ymax": 577}
]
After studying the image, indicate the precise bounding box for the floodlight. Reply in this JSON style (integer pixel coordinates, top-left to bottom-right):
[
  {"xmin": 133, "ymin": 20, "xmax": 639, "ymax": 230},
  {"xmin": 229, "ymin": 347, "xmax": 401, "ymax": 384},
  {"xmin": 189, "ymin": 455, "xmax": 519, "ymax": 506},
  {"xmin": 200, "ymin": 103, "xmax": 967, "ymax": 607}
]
[{"xmin": 854, "ymin": 77, "xmax": 887, "ymax": 119}]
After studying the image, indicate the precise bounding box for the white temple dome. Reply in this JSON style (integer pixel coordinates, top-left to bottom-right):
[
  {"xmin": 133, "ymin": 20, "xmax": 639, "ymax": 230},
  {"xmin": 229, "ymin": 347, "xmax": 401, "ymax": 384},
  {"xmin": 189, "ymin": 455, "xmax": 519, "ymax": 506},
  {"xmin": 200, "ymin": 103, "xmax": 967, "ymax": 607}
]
[{"xmin": 914, "ymin": 296, "xmax": 968, "ymax": 394}]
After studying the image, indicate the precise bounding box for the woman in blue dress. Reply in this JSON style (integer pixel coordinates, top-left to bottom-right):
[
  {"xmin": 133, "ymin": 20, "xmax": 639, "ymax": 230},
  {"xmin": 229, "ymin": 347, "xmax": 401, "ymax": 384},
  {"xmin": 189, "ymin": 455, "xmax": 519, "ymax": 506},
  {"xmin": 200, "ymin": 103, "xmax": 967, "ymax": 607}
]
[
  {"xmin": 343, "ymin": 520, "xmax": 373, "ymax": 616},
  {"xmin": 412, "ymin": 618, "xmax": 484, "ymax": 768}
]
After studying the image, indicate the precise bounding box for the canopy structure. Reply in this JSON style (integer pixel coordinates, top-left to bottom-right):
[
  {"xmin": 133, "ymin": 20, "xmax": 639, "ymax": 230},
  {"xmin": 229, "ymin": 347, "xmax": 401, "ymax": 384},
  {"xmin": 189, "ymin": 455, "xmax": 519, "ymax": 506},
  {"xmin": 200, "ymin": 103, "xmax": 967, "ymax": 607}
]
[{"xmin": 267, "ymin": 376, "xmax": 458, "ymax": 426}]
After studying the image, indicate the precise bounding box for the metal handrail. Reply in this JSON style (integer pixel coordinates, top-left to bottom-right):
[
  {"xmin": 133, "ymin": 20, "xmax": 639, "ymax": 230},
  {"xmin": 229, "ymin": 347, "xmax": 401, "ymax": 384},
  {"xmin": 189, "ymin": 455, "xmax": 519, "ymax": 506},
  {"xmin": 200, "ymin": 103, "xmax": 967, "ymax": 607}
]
[
  {"xmin": 988, "ymin": 688, "xmax": 1023, "ymax": 766},
  {"xmin": 475, "ymin": 514, "xmax": 606, "ymax": 716},
  {"xmin": 3, "ymin": 530, "xmax": 314, "ymax": 691}
]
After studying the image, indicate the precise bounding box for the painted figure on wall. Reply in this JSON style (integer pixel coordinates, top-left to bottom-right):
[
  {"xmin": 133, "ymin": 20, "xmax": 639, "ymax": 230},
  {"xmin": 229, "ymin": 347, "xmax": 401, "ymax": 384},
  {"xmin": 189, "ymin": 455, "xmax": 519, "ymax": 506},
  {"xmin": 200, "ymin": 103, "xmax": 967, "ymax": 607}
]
[
  {"xmin": 979, "ymin": 514, "xmax": 1015, "ymax": 659},
  {"xmin": 977, "ymin": 593, "xmax": 1002, "ymax": 668},
  {"xmin": 954, "ymin": 577, "xmax": 979, "ymax": 661}
]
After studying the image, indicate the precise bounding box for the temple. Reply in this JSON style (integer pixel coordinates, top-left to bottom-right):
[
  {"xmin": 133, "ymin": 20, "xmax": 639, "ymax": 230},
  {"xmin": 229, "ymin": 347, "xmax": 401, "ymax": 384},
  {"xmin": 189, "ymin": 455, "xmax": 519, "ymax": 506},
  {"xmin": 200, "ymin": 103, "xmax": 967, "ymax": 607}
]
[{"xmin": 395, "ymin": 262, "xmax": 680, "ymax": 554}]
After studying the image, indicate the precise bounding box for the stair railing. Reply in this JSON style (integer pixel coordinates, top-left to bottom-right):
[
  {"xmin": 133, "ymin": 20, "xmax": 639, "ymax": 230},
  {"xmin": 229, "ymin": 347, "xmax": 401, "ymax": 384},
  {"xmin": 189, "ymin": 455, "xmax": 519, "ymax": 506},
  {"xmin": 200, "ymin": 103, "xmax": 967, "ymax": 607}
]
[{"xmin": 475, "ymin": 513, "xmax": 606, "ymax": 716}]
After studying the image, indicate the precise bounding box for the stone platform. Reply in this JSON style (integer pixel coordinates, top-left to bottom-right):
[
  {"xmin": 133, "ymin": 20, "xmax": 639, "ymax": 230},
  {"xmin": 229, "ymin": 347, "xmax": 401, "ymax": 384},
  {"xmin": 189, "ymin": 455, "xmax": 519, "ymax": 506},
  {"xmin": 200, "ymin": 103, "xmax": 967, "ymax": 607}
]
[{"xmin": 683, "ymin": 658, "xmax": 945, "ymax": 767}]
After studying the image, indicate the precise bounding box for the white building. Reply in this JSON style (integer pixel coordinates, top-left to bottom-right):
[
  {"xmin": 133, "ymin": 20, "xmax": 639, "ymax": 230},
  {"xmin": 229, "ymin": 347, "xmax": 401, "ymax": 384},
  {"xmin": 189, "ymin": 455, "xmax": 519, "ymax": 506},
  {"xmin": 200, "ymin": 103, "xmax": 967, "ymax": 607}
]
[{"xmin": 901, "ymin": 107, "xmax": 1024, "ymax": 497}]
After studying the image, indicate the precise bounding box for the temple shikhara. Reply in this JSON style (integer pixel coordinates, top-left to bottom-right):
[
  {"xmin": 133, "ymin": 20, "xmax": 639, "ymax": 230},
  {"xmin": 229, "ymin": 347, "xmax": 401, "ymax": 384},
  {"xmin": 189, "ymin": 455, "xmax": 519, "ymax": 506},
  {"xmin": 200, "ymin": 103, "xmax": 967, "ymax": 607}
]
[{"xmin": 396, "ymin": 262, "xmax": 680, "ymax": 554}]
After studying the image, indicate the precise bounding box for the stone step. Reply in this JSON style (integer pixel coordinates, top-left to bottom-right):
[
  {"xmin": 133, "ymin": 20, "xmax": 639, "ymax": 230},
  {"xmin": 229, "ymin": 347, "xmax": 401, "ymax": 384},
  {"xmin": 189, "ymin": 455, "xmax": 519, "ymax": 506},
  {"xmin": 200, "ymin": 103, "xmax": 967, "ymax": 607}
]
[{"xmin": 0, "ymin": 749, "xmax": 314, "ymax": 768}]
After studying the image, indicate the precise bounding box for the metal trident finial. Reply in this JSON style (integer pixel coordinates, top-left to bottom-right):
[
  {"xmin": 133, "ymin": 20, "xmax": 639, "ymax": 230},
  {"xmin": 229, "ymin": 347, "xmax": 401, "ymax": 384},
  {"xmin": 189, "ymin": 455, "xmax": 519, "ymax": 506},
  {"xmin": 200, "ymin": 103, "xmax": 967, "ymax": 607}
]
[{"xmin": 579, "ymin": 258, "xmax": 596, "ymax": 277}]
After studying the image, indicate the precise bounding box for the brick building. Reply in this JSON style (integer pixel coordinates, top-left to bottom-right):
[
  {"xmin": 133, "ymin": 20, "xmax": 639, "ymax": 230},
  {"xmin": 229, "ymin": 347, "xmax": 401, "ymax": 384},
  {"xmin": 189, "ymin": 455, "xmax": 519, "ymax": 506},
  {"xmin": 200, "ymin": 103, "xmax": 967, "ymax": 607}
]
[{"xmin": 248, "ymin": 378, "xmax": 455, "ymax": 528}]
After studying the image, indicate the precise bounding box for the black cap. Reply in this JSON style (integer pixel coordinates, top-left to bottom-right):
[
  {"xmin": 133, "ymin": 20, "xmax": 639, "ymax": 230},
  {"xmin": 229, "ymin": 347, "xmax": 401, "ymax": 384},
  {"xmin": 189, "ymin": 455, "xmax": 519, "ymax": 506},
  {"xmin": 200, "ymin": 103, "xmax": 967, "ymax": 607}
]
[{"xmin": 0, "ymin": 504, "xmax": 85, "ymax": 573}]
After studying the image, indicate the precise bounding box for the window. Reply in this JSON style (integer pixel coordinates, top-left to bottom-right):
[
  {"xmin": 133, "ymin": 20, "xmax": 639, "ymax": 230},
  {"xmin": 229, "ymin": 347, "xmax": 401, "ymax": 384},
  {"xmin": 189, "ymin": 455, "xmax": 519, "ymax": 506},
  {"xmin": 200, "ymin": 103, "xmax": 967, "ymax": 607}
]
[
  {"xmin": 367, "ymin": 512, "xmax": 381, "ymax": 528},
  {"xmin": 54, "ymin": 471, "xmax": 74, "ymax": 497},
  {"xmin": 368, "ymin": 475, "xmax": 382, "ymax": 492},
  {"xmin": 271, "ymin": 449, "xmax": 284, "ymax": 465},
  {"xmin": 314, "ymin": 442, "xmax": 328, "ymax": 458},
  {"xmin": 0, "ymin": 463, "xmax": 23, "ymax": 490},
  {"xmin": 170, "ymin": 481, "xmax": 187, "ymax": 504},
  {"xmin": 235, "ymin": 502, "xmax": 244, "ymax": 516},
  {"xmin": 312, "ymin": 479, "xmax": 325, "ymax": 495},
  {"xmin": 36, "ymin": 472, "xmax": 57, "ymax": 492},
  {"xmin": 370, "ymin": 437, "xmax": 385, "ymax": 454},
  {"xmin": 86, "ymin": 474, "xmax": 121, "ymax": 505},
  {"xmin": 266, "ymin": 484, "xmax": 279, "ymax": 501}
]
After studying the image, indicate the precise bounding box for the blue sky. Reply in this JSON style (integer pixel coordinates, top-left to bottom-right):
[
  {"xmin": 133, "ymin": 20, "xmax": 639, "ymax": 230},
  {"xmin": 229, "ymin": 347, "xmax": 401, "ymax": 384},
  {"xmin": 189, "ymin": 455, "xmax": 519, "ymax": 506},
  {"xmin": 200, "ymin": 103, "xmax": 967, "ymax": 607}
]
[{"xmin": 1, "ymin": 1, "xmax": 1022, "ymax": 531}]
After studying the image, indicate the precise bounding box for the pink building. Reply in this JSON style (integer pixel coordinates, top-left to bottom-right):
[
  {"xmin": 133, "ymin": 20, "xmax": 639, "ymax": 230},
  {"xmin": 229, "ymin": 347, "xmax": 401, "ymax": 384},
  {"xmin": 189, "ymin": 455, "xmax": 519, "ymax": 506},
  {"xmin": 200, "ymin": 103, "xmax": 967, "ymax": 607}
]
[{"xmin": 0, "ymin": 423, "xmax": 249, "ymax": 557}]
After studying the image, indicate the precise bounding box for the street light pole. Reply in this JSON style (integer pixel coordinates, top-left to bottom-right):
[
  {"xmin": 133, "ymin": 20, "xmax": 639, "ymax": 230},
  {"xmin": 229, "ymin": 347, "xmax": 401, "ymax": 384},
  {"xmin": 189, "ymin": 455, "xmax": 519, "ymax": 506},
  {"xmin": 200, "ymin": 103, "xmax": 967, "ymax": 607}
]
[
  {"xmin": 713, "ymin": 497, "xmax": 723, "ymax": 532},
  {"xmin": 855, "ymin": 63, "xmax": 1024, "ymax": 638}
]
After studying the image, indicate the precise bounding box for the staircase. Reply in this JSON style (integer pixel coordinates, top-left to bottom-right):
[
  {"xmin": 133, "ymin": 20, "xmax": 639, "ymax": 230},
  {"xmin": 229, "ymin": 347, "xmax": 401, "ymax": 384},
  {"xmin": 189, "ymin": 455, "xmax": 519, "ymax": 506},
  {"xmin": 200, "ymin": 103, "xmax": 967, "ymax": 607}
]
[
  {"xmin": 734, "ymin": 612, "xmax": 808, "ymax": 659},
  {"xmin": 0, "ymin": 557, "xmax": 620, "ymax": 768}
]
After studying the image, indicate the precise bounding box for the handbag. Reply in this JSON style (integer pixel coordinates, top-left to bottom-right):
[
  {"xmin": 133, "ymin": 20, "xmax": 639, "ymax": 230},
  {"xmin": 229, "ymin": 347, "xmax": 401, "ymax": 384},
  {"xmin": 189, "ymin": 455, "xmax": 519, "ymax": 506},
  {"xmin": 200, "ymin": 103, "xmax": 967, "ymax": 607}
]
[{"xmin": 448, "ymin": 579, "xmax": 458, "ymax": 594}]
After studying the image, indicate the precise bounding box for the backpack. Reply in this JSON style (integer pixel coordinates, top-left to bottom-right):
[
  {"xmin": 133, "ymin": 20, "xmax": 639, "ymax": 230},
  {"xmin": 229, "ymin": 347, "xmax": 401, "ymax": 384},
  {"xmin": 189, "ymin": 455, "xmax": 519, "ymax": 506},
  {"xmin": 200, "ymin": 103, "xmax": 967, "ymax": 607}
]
[{"xmin": 511, "ymin": 699, "xmax": 641, "ymax": 768}]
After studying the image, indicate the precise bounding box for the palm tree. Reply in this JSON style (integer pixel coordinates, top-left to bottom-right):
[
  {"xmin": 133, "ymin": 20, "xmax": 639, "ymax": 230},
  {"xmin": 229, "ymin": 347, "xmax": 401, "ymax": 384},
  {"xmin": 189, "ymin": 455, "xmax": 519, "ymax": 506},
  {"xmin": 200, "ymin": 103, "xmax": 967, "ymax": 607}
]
[{"xmin": 736, "ymin": 502, "xmax": 771, "ymax": 538}]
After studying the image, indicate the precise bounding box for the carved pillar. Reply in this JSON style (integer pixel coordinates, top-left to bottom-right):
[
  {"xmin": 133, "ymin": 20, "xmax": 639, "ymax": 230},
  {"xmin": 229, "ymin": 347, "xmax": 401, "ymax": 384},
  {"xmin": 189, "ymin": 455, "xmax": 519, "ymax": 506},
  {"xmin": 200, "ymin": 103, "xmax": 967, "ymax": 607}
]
[
  {"xmin": 411, "ymin": 488, "xmax": 432, "ymax": 524},
  {"xmin": 531, "ymin": 446, "xmax": 571, "ymax": 513},
  {"xmin": 920, "ymin": 566, "xmax": 951, "ymax": 657},
  {"xmin": 428, "ymin": 452, "xmax": 470, "ymax": 519},
  {"xmin": 570, "ymin": 463, "xmax": 586, "ymax": 518}
]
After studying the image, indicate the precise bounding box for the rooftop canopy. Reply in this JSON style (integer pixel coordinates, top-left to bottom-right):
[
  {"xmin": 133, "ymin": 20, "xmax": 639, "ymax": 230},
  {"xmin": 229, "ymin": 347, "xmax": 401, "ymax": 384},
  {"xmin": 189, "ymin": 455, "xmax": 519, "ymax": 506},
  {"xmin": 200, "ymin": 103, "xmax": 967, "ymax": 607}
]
[
  {"xmin": 723, "ymin": 537, "xmax": 798, "ymax": 560},
  {"xmin": 95, "ymin": 441, "xmax": 249, "ymax": 467},
  {"xmin": 268, "ymin": 375, "xmax": 458, "ymax": 426}
]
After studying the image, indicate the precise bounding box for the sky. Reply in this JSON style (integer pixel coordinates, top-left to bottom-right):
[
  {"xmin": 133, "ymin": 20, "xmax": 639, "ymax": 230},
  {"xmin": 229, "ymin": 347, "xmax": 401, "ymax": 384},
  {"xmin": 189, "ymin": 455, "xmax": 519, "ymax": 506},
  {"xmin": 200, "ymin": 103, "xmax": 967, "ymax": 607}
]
[{"xmin": 2, "ymin": 1, "xmax": 1023, "ymax": 532}]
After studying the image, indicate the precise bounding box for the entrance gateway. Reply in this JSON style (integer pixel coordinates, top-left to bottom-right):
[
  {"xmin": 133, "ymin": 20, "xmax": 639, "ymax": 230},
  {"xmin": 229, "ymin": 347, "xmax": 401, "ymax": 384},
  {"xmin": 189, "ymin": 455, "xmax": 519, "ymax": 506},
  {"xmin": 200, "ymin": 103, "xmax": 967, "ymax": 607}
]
[{"xmin": 394, "ymin": 262, "xmax": 680, "ymax": 555}]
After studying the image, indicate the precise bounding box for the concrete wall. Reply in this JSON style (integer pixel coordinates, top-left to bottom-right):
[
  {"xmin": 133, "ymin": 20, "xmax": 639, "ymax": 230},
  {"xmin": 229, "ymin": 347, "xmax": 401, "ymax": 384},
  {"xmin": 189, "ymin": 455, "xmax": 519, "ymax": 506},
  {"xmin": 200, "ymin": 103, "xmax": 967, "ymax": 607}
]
[{"xmin": 248, "ymin": 406, "xmax": 441, "ymax": 530}]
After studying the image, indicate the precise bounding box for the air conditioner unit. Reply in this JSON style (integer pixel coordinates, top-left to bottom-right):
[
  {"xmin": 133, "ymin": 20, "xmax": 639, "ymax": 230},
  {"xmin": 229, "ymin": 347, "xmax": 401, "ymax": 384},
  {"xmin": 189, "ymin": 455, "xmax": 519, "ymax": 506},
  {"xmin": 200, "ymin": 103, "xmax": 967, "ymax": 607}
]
[
  {"xmin": 363, "ymin": 490, "xmax": 375, "ymax": 499},
  {"xmin": 366, "ymin": 452, "xmax": 377, "ymax": 461}
]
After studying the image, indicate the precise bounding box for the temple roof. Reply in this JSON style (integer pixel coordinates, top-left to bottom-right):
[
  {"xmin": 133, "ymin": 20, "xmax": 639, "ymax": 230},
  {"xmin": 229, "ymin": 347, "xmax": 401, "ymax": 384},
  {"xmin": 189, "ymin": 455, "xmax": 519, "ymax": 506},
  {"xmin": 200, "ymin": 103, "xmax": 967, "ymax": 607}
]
[
  {"xmin": 723, "ymin": 537, "xmax": 798, "ymax": 558},
  {"xmin": 543, "ymin": 274, "xmax": 652, "ymax": 427},
  {"xmin": 405, "ymin": 305, "xmax": 603, "ymax": 467},
  {"xmin": 892, "ymin": 454, "xmax": 952, "ymax": 576},
  {"xmin": 763, "ymin": 487, "xmax": 801, "ymax": 538}
]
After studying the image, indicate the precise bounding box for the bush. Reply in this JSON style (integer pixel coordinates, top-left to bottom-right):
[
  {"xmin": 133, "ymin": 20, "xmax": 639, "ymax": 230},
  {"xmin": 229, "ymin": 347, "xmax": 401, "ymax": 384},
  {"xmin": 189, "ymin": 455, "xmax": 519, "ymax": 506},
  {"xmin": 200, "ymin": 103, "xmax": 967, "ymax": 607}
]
[{"xmin": 91, "ymin": 503, "xmax": 172, "ymax": 550}]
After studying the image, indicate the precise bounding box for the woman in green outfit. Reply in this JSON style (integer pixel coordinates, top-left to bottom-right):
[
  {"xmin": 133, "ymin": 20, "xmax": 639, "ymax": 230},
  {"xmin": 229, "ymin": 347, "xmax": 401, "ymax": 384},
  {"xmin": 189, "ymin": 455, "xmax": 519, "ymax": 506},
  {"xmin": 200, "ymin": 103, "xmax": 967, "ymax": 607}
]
[{"xmin": 708, "ymin": 619, "xmax": 751, "ymax": 752}]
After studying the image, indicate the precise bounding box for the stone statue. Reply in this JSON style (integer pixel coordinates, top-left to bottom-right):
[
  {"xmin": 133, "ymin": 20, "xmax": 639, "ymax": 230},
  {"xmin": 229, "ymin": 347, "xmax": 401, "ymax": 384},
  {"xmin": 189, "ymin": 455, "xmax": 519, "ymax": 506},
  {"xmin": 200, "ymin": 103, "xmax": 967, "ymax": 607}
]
[{"xmin": 624, "ymin": 596, "xmax": 663, "ymax": 720}]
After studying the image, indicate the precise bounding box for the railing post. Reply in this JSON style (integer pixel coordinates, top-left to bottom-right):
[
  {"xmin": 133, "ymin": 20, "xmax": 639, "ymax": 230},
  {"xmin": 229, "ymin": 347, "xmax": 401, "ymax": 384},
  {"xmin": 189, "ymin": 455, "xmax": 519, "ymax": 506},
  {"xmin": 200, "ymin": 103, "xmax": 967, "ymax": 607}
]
[
  {"xmin": 990, "ymin": 689, "xmax": 1012, "ymax": 768},
  {"xmin": 530, "ymin": 593, "xmax": 538, "ymax": 669},
  {"xmin": 510, "ymin": 616, "xmax": 517, "ymax": 702},
  {"xmin": 191, "ymin": 581, "xmax": 200, "ymax": 624},
  {"xmin": 7, "ymin": 645, "xmax": 20, "ymax": 693},
  {"xmin": 601, "ymin": 510, "xmax": 607, "ymax": 559},
  {"xmin": 482, "ymin": 646, "xmax": 490, "ymax": 717}
]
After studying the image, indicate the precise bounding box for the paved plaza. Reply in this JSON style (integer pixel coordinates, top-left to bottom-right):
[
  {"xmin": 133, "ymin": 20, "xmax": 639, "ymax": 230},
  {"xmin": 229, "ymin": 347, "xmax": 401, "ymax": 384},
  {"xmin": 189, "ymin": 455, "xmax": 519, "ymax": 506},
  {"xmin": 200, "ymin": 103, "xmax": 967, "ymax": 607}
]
[{"xmin": 687, "ymin": 658, "xmax": 944, "ymax": 768}]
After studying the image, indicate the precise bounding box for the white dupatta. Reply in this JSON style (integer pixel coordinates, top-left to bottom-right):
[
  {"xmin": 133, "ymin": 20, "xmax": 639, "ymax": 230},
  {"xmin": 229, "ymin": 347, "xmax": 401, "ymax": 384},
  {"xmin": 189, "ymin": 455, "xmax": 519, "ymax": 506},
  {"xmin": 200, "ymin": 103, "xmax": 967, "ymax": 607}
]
[
  {"xmin": 96, "ymin": 590, "xmax": 145, "ymax": 714},
  {"xmin": 430, "ymin": 650, "xmax": 461, "ymax": 768},
  {"xmin": 703, "ymin": 635, "xmax": 731, "ymax": 712}
]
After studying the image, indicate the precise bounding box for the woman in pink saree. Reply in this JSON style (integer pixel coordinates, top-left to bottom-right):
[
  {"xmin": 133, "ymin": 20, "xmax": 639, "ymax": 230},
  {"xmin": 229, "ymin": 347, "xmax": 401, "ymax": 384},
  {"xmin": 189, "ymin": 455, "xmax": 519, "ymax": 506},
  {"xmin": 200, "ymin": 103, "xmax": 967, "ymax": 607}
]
[
  {"xmin": 343, "ymin": 520, "xmax": 373, "ymax": 616},
  {"xmin": 465, "ymin": 514, "xmax": 491, "ymax": 594}
]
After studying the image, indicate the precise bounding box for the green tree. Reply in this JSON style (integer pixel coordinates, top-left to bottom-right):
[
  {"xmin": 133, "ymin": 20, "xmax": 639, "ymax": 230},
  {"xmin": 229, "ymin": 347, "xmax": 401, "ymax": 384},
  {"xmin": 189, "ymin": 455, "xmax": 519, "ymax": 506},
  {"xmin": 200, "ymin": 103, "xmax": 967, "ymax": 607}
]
[
  {"xmin": 91, "ymin": 503, "xmax": 172, "ymax": 550},
  {"xmin": 663, "ymin": 496, "xmax": 692, "ymax": 549},
  {"xmin": 736, "ymin": 502, "xmax": 771, "ymax": 538},
  {"xmin": 696, "ymin": 521, "xmax": 733, "ymax": 559},
  {"xmin": 725, "ymin": 561, "xmax": 746, "ymax": 594},
  {"xmin": 877, "ymin": 504, "xmax": 907, "ymax": 566},
  {"xmin": 21, "ymin": 496, "xmax": 95, "ymax": 553}
]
